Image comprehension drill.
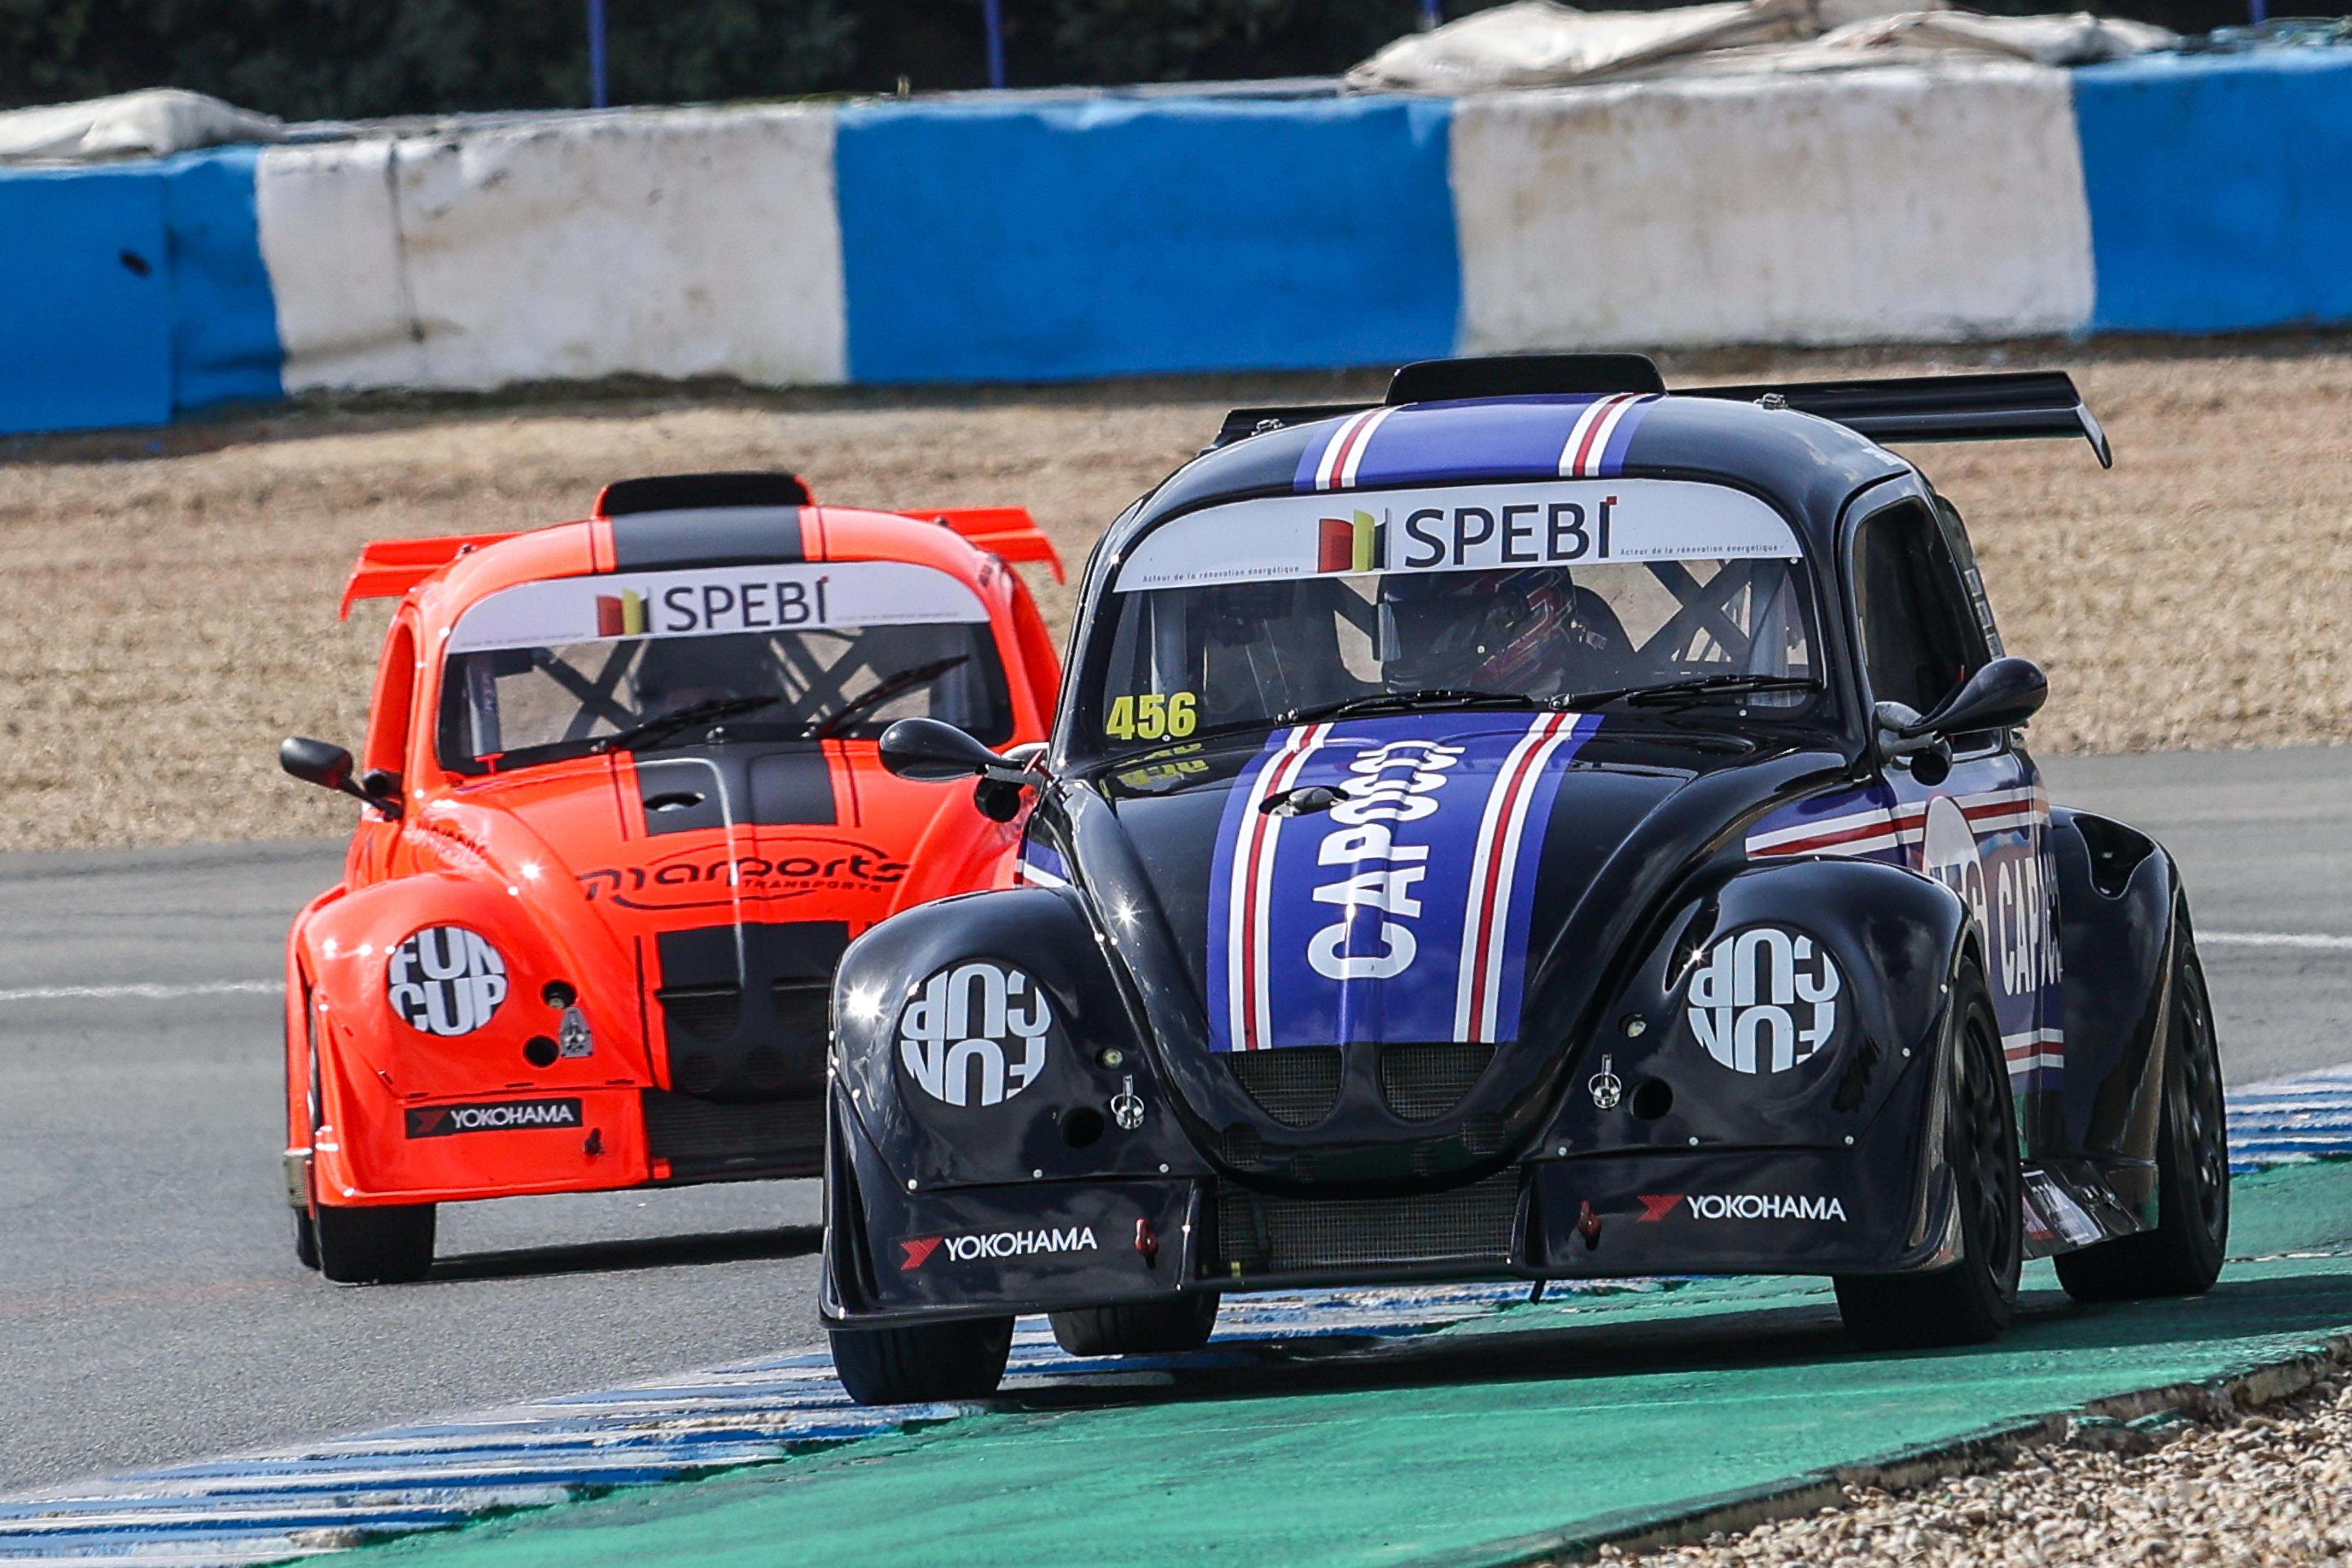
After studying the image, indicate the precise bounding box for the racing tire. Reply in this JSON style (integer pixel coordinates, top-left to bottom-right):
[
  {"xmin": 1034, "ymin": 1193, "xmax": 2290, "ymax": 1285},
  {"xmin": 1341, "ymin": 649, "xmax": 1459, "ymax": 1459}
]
[
  {"xmin": 2054, "ymin": 929, "xmax": 2229, "ymax": 1302},
  {"xmin": 313, "ymin": 1201, "xmax": 436, "ymax": 1285},
  {"xmin": 1835, "ymin": 960, "xmax": 2021, "ymax": 1350},
  {"xmin": 829, "ymin": 1316, "xmax": 1014, "ymax": 1406},
  {"xmin": 294, "ymin": 1208, "xmax": 321, "ymax": 1270},
  {"xmin": 1049, "ymin": 1293, "xmax": 1219, "ymax": 1357}
]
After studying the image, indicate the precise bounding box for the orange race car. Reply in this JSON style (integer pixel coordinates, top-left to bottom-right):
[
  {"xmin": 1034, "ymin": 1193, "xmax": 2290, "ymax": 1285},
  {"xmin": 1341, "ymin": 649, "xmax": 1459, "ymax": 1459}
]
[{"xmin": 276, "ymin": 471, "xmax": 1063, "ymax": 1284}]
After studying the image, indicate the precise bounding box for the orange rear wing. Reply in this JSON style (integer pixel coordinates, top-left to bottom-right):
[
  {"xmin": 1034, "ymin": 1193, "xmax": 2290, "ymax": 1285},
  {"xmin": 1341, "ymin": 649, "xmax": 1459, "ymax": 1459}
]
[
  {"xmin": 900, "ymin": 508, "xmax": 1066, "ymax": 584},
  {"xmin": 340, "ymin": 534, "xmax": 520, "ymax": 619}
]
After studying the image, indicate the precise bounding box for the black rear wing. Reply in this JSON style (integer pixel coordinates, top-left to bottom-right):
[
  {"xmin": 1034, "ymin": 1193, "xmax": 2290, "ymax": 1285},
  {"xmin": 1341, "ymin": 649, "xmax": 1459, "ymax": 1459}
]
[
  {"xmin": 1212, "ymin": 365, "xmax": 2110, "ymax": 467},
  {"xmin": 1679, "ymin": 371, "xmax": 2111, "ymax": 468}
]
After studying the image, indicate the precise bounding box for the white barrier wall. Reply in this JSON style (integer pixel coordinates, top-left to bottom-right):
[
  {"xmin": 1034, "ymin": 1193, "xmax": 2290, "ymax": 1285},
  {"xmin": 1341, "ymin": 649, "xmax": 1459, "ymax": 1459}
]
[
  {"xmin": 1450, "ymin": 62, "xmax": 2097, "ymax": 353},
  {"xmin": 257, "ymin": 106, "xmax": 846, "ymax": 393}
]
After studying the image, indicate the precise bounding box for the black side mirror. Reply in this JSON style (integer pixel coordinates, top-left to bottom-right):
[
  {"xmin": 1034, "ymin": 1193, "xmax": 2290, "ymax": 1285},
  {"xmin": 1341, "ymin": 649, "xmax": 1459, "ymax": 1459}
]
[
  {"xmin": 281, "ymin": 737, "xmax": 359, "ymax": 795},
  {"xmin": 281, "ymin": 738, "xmax": 405, "ymax": 818},
  {"xmin": 1891, "ymin": 656, "xmax": 2049, "ymax": 741},
  {"xmin": 879, "ymin": 718, "xmax": 1039, "ymax": 787}
]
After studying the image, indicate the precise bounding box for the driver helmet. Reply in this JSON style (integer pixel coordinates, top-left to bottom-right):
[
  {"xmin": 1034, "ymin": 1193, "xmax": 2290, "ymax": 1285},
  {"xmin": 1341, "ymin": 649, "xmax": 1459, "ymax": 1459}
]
[{"xmin": 1381, "ymin": 567, "xmax": 1596, "ymax": 692}]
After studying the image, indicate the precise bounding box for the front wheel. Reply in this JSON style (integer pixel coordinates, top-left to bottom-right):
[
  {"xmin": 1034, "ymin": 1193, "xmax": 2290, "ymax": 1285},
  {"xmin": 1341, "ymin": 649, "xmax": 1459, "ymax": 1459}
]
[
  {"xmin": 2056, "ymin": 927, "xmax": 2229, "ymax": 1301},
  {"xmin": 314, "ymin": 1202, "xmax": 436, "ymax": 1285},
  {"xmin": 830, "ymin": 1316, "xmax": 1014, "ymax": 1406},
  {"xmin": 1050, "ymin": 1293, "xmax": 1219, "ymax": 1357},
  {"xmin": 1836, "ymin": 959, "xmax": 2021, "ymax": 1349},
  {"xmin": 294, "ymin": 1207, "xmax": 321, "ymax": 1270}
]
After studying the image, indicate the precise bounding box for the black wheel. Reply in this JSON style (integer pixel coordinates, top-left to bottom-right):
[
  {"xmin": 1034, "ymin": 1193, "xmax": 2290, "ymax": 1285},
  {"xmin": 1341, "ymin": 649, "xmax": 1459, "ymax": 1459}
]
[
  {"xmin": 1837, "ymin": 959, "xmax": 2021, "ymax": 1349},
  {"xmin": 294, "ymin": 1207, "xmax": 321, "ymax": 1270},
  {"xmin": 1050, "ymin": 1293, "xmax": 1219, "ymax": 1356},
  {"xmin": 2056, "ymin": 928, "xmax": 2229, "ymax": 1301},
  {"xmin": 830, "ymin": 1316, "xmax": 1014, "ymax": 1405},
  {"xmin": 314, "ymin": 1202, "xmax": 436, "ymax": 1284}
]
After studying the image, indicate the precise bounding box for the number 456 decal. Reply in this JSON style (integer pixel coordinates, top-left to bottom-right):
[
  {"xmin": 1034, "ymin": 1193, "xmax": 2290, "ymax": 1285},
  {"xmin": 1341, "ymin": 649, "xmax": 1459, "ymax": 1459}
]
[{"xmin": 1105, "ymin": 691, "xmax": 1198, "ymax": 741}]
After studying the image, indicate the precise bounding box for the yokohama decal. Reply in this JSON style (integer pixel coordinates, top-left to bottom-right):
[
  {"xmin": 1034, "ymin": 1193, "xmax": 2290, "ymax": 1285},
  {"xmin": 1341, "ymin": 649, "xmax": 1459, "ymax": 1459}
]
[{"xmin": 1206, "ymin": 713, "xmax": 1600, "ymax": 1051}]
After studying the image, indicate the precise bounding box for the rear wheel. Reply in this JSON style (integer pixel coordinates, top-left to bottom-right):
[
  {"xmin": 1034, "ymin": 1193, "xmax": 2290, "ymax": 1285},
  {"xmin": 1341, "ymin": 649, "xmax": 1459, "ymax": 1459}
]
[
  {"xmin": 314, "ymin": 1202, "xmax": 436, "ymax": 1284},
  {"xmin": 294, "ymin": 1208, "xmax": 321, "ymax": 1270},
  {"xmin": 830, "ymin": 1316, "xmax": 1014, "ymax": 1406},
  {"xmin": 1050, "ymin": 1293, "xmax": 1219, "ymax": 1357},
  {"xmin": 1837, "ymin": 960, "xmax": 2021, "ymax": 1349},
  {"xmin": 2056, "ymin": 929, "xmax": 2229, "ymax": 1301}
]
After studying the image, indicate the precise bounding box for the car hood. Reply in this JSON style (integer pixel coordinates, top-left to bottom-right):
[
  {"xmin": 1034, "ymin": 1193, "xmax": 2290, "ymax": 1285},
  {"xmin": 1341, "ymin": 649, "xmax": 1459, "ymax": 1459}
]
[
  {"xmin": 1047, "ymin": 714, "xmax": 1844, "ymax": 1173},
  {"xmin": 422, "ymin": 742, "xmax": 1004, "ymax": 984}
]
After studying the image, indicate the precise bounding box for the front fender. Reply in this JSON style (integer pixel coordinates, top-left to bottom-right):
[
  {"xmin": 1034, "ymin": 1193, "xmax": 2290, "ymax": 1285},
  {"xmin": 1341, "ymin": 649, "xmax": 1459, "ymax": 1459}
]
[
  {"xmin": 1544, "ymin": 855, "xmax": 1972, "ymax": 1156},
  {"xmin": 831, "ymin": 887, "xmax": 1209, "ymax": 1191}
]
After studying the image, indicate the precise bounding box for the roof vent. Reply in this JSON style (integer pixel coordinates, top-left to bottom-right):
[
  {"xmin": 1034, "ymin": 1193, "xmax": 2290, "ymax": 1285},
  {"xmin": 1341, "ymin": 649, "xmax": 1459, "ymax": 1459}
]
[
  {"xmin": 593, "ymin": 471, "xmax": 811, "ymax": 517},
  {"xmin": 1385, "ymin": 354, "xmax": 1666, "ymax": 406}
]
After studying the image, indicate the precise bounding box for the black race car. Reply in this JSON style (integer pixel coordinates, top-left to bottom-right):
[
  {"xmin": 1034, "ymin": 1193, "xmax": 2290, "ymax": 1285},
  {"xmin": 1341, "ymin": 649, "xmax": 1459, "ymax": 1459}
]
[{"xmin": 820, "ymin": 354, "xmax": 2228, "ymax": 1405}]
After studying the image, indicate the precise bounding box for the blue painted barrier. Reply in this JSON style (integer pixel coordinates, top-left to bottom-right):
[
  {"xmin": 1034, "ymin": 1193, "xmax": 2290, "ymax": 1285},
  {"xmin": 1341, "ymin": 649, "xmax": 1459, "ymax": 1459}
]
[
  {"xmin": 161, "ymin": 147, "xmax": 283, "ymax": 411},
  {"xmin": 0, "ymin": 164, "xmax": 173, "ymax": 436},
  {"xmin": 836, "ymin": 95, "xmax": 1459, "ymax": 383},
  {"xmin": 2076, "ymin": 50, "xmax": 2352, "ymax": 333}
]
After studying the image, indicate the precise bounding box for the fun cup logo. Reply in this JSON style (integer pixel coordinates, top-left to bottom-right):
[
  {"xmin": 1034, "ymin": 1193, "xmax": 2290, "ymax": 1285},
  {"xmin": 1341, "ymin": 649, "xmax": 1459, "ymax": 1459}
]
[
  {"xmin": 387, "ymin": 926, "xmax": 508, "ymax": 1036},
  {"xmin": 1685, "ymin": 925, "xmax": 1842, "ymax": 1074},
  {"xmin": 897, "ymin": 961, "xmax": 1051, "ymax": 1107}
]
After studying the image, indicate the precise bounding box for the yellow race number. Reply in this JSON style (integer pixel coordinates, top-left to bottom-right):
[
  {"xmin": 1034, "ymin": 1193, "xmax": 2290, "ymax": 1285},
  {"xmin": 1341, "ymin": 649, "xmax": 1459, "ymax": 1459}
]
[{"xmin": 1105, "ymin": 690, "xmax": 1198, "ymax": 741}]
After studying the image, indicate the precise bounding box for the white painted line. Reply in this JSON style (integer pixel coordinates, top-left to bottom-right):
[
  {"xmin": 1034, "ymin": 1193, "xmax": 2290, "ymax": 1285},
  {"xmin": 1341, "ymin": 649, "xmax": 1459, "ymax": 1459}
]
[
  {"xmin": 0, "ymin": 981, "xmax": 276, "ymax": 1003},
  {"xmin": 2202, "ymin": 931, "xmax": 2352, "ymax": 951}
]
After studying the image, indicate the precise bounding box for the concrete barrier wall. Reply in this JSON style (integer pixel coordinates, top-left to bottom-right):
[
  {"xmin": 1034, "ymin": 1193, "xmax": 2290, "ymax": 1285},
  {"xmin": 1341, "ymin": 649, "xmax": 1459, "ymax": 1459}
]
[
  {"xmin": 1453, "ymin": 63, "xmax": 2093, "ymax": 353},
  {"xmin": 1, "ymin": 50, "xmax": 2346, "ymax": 435}
]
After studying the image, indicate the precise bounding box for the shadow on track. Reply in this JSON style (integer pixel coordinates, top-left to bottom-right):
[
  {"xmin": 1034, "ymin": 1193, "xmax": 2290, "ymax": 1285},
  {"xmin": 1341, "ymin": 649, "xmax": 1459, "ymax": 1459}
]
[{"xmin": 425, "ymin": 1225, "xmax": 823, "ymax": 1284}]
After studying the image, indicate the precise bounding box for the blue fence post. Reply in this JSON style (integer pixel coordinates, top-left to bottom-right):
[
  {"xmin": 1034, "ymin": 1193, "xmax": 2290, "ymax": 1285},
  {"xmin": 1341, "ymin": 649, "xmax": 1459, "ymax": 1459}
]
[
  {"xmin": 983, "ymin": 0, "xmax": 1006, "ymax": 88},
  {"xmin": 589, "ymin": 0, "xmax": 610, "ymax": 107}
]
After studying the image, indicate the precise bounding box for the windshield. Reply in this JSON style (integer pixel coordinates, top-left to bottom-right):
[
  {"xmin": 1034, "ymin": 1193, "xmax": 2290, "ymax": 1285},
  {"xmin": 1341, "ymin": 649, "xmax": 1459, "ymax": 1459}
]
[
  {"xmin": 436, "ymin": 560, "xmax": 1012, "ymax": 774},
  {"xmin": 1082, "ymin": 478, "xmax": 1819, "ymax": 754}
]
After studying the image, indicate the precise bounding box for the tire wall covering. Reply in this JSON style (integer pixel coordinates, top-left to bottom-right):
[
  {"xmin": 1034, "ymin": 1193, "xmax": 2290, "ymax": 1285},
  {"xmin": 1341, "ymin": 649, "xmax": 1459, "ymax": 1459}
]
[{"xmin": 1, "ymin": 50, "xmax": 2347, "ymax": 434}]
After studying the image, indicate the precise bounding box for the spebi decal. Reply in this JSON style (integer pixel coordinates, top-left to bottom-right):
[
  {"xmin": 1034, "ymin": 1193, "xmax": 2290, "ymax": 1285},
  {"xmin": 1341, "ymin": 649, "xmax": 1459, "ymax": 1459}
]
[
  {"xmin": 1684, "ymin": 925, "xmax": 1843, "ymax": 1075},
  {"xmin": 387, "ymin": 926, "xmax": 509, "ymax": 1036},
  {"xmin": 898, "ymin": 961, "xmax": 1052, "ymax": 1109}
]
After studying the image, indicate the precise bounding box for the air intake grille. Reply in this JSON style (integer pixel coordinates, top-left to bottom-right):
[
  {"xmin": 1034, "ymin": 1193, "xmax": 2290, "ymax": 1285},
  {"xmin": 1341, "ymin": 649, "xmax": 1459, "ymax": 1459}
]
[
  {"xmin": 1229, "ymin": 1047, "xmax": 1342, "ymax": 1128},
  {"xmin": 659, "ymin": 985, "xmax": 741, "ymax": 1042},
  {"xmin": 1214, "ymin": 1172, "xmax": 1520, "ymax": 1274},
  {"xmin": 1379, "ymin": 1043, "xmax": 1495, "ymax": 1121},
  {"xmin": 643, "ymin": 1091, "xmax": 823, "ymax": 1180},
  {"xmin": 771, "ymin": 979, "xmax": 830, "ymax": 1041}
]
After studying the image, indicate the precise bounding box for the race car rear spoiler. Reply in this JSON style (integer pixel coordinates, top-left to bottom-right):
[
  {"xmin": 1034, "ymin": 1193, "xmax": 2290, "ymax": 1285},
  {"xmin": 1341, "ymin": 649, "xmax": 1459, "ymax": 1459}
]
[
  {"xmin": 1213, "ymin": 362, "xmax": 2110, "ymax": 467},
  {"xmin": 898, "ymin": 507, "xmax": 1067, "ymax": 583},
  {"xmin": 1676, "ymin": 370, "xmax": 2112, "ymax": 468},
  {"xmin": 340, "ymin": 534, "xmax": 519, "ymax": 619}
]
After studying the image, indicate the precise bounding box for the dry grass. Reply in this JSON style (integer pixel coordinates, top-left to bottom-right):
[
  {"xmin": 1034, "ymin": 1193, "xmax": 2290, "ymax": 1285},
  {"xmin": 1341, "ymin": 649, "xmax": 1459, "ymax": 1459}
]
[{"xmin": 1, "ymin": 343, "xmax": 2348, "ymax": 852}]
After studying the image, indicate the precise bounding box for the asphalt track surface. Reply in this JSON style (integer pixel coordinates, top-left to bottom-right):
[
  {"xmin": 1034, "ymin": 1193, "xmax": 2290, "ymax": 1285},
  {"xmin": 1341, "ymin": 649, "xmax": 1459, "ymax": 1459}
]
[{"xmin": 0, "ymin": 745, "xmax": 2345, "ymax": 1496}]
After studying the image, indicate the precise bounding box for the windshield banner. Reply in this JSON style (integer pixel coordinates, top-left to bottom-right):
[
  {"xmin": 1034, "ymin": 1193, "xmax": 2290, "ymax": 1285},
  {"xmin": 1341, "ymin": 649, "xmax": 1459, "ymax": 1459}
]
[
  {"xmin": 1207, "ymin": 710, "xmax": 1602, "ymax": 1052},
  {"xmin": 1116, "ymin": 479, "xmax": 1798, "ymax": 594},
  {"xmin": 449, "ymin": 561, "xmax": 988, "ymax": 654}
]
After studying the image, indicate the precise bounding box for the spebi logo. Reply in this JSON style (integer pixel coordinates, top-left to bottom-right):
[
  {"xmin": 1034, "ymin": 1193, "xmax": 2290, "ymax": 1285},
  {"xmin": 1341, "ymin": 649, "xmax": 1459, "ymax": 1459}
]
[
  {"xmin": 1684, "ymin": 925, "xmax": 1843, "ymax": 1075},
  {"xmin": 898, "ymin": 961, "xmax": 1052, "ymax": 1108},
  {"xmin": 387, "ymin": 926, "xmax": 508, "ymax": 1037}
]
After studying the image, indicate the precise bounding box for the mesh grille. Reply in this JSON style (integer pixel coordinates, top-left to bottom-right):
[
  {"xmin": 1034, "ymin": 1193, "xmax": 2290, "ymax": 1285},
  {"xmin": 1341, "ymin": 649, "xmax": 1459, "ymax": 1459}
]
[
  {"xmin": 1379, "ymin": 1043, "xmax": 1495, "ymax": 1121},
  {"xmin": 1229, "ymin": 1048, "xmax": 1342, "ymax": 1128},
  {"xmin": 643, "ymin": 1091, "xmax": 823, "ymax": 1179},
  {"xmin": 771, "ymin": 979, "xmax": 830, "ymax": 1040},
  {"xmin": 1214, "ymin": 1172, "xmax": 1519, "ymax": 1274},
  {"xmin": 659, "ymin": 986, "xmax": 741, "ymax": 1042}
]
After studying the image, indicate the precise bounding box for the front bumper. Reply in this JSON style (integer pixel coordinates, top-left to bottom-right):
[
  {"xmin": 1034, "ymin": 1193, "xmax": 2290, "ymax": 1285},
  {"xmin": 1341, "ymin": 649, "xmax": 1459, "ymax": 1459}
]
[{"xmin": 823, "ymin": 1128, "xmax": 1958, "ymax": 1329}]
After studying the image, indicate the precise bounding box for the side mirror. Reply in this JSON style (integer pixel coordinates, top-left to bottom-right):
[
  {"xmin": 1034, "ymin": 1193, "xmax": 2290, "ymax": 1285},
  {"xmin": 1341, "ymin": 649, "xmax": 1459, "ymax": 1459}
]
[
  {"xmin": 1891, "ymin": 656, "xmax": 2049, "ymax": 741},
  {"xmin": 879, "ymin": 718, "xmax": 1038, "ymax": 787},
  {"xmin": 281, "ymin": 737, "xmax": 359, "ymax": 795}
]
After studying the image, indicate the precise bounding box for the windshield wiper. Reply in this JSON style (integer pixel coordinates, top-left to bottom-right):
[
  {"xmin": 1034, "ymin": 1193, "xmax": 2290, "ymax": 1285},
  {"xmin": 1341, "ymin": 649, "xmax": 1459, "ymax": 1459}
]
[
  {"xmin": 593, "ymin": 695, "xmax": 780, "ymax": 754},
  {"xmin": 1569, "ymin": 674, "xmax": 1823, "ymax": 711},
  {"xmin": 1274, "ymin": 689, "xmax": 1556, "ymax": 726},
  {"xmin": 807, "ymin": 655, "xmax": 972, "ymax": 740}
]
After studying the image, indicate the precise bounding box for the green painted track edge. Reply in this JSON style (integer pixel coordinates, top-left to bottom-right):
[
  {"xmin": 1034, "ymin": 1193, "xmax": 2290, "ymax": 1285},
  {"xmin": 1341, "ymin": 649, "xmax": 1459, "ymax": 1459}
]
[{"xmin": 1408, "ymin": 1330, "xmax": 2352, "ymax": 1568}]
